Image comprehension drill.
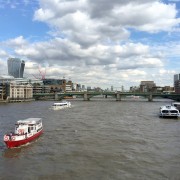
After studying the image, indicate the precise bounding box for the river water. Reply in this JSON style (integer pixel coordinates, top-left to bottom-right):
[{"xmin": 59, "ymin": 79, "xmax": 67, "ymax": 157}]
[{"xmin": 0, "ymin": 98, "xmax": 180, "ymax": 180}]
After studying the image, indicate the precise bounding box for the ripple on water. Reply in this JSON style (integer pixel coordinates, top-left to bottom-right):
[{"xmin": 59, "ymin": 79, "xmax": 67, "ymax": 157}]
[{"xmin": 0, "ymin": 100, "xmax": 180, "ymax": 179}]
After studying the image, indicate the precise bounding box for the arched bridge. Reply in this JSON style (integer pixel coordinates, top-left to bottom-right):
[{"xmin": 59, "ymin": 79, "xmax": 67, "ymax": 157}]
[{"xmin": 33, "ymin": 92, "xmax": 180, "ymax": 101}]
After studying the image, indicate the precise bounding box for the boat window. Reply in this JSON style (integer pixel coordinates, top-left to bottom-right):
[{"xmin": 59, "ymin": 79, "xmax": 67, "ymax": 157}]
[
  {"xmin": 162, "ymin": 110, "xmax": 169, "ymax": 113},
  {"xmin": 170, "ymin": 110, "xmax": 178, "ymax": 113}
]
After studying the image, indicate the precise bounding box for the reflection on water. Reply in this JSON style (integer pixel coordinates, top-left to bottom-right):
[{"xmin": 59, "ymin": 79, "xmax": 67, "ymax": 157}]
[
  {"xmin": 0, "ymin": 99, "xmax": 180, "ymax": 180},
  {"xmin": 3, "ymin": 148, "xmax": 22, "ymax": 158}
]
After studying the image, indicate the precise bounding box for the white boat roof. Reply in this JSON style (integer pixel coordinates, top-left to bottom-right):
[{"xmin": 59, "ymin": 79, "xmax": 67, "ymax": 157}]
[
  {"xmin": 172, "ymin": 102, "xmax": 180, "ymax": 105},
  {"xmin": 160, "ymin": 105, "xmax": 178, "ymax": 110},
  {"xmin": 53, "ymin": 101, "xmax": 69, "ymax": 105},
  {"xmin": 16, "ymin": 118, "xmax": 42, "ymax": 124}
]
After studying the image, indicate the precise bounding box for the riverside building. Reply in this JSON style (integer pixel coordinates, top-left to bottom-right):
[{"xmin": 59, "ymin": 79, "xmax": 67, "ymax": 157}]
[
  {"xmin": 0, "ymin": 76, "xmax": 43, "ymax": 101},
  {"xmin": 43, "ymin": 78, "xmax": 73, "ymax": 92},
  {"xmin": 140, "ymin": 81, "xmax": 156, "ymax": 92},
  {"xmin": 7, "ymin": 82, "xmax": 33, "ymax": 101}
]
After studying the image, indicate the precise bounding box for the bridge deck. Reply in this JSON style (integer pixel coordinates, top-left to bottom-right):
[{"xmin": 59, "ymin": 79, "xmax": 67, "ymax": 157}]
[{"xmin": 33, "ymin": 92, "xmax": 180, "ymax": 101}]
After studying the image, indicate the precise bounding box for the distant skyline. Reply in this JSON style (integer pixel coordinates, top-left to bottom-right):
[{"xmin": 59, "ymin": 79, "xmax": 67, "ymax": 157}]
[{"xmin": 0, "ymin": 0, "xmax": 179, "ymax": 90}]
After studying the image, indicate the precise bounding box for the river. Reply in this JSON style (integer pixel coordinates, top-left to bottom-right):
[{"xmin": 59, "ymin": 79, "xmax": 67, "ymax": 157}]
[{"xmin": 0, "ymin": 98, "xmax": 180, "ymax": 180}]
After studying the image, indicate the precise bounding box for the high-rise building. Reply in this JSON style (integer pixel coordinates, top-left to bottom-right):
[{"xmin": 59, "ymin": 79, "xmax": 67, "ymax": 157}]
[
  {"xmin": 174, "ymin": 74, "xmax": 180, "ymax": 82},
  {"xmin": 174, "ymin": 74, "xmax": 180, "ymax": 94},
  {"xmin": 7, "ymin": 58, "xmax": 25, "ymax": 78}
]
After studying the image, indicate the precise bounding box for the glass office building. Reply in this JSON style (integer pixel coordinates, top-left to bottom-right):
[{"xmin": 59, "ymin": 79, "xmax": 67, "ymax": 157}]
[{"xmin": 7, "ymin": 58, "xmax": 25, "ymax": 78}]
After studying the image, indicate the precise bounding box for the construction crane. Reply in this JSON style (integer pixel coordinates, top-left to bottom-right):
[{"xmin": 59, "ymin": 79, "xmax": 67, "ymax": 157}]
[
  {"xmin": 38, "ymin": 65, "xmax": 46, "ymax": 80},
  {"xmin": 23, "ymin": 63, "xmax": 47, "ymax": 80}
]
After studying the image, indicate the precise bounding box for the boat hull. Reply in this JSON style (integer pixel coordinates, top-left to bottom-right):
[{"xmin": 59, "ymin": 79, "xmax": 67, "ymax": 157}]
[
  {"xmin": 4, "ymin": 129, "xmax": 43, "ymax": 149},
  {"xmin": 52, "ymin": 106, "xmax": 71, "ymax": 110},
  {"xmin": 159, "ymin": 114, "xmax": 179, "ymax": 118}
]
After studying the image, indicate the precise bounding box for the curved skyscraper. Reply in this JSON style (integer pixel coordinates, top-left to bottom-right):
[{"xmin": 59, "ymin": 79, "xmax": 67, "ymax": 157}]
[{"xmin": 7, "ymin": 58, "xmax": 25, "ymax": 78}]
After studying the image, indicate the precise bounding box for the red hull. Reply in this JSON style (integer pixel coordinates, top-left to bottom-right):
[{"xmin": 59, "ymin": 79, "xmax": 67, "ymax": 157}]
[{"xmin": 4, "ymin": 129, "xmax": 43, "ymax": 149}]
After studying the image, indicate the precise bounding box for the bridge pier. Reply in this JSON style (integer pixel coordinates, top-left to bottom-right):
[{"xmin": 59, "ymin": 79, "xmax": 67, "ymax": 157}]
[
  {"xmin": 54, "ymin": 93, "xmax": 58, "ymax": 100},
  {"xmin": 116, "ymin": 93, "xmax": 121, "ymax": 101},
  {"xmin": 84, "ymin": 93, "xmax": 90, "ymax": 101},
  {"xmin": 148, "ymin": 93, "xmax": 153, "ymax": 102}
]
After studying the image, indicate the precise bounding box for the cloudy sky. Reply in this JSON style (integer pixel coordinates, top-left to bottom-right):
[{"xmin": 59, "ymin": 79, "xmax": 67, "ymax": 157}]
[{"xmin": 0, "ymin": 0, "xmax": 179, "ymax": 90}]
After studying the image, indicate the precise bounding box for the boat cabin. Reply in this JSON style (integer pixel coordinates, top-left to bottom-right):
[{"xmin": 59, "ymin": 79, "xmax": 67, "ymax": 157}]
[
  {"xmin": 51, "ymin": 101, "xmax": 71, "ymax": 110},
  {"xmin": 15, "ymin": 118, "xmax": 42, "ymax": 135},
  {"xmin": 52, "ymin": 101, "xmax": 71, "ymax": 106},
  {"xmin": 52, "ymin": 102, "xmax": 67, "ymax": 107},
  {"xmin": 172, "ymin": 102, "xmax": 180, "ymax": 110}
]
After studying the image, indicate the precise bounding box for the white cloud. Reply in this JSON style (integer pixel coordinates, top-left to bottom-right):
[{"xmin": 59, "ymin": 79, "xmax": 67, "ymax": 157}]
[
  {"xmin": 0, "ymin": 58, "xmax": 8, "ymax": 75},
  {"xmin": 0, "ymin": 0, "xmax": 179, "ymax": 89},
  {"xmin": 111, "ymin": 2, "xmax": 179, "ymax": 32},
  {"xmin": 7, "ymin": 36, "xmax": 165, "ymax": 88},
  {"xmin": 0, "ymin": 49, "xmax": 8, "ymax": 57},
  {"xmin": 5, "ymin": 36, "xmax": 28, "ymax": 47},
  {"xmin": 34, "ymin": 0, "xmax": 180, "ymax": 38},
  {"xmin": 168, "ymin": 0, "xmax": 180, "ymax": 2},
  {"xmin": 159, "ymin": 69, "xmax": 176, "ymax": 75},
  {"xmin": 9, "ymin": 37, "xmax": 163, "ymax": 69}
]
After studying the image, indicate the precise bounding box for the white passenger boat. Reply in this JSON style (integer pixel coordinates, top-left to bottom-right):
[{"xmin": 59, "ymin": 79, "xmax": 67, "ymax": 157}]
[
  {"xmin": 159, "ymin": 105, "xmax": 179, "ymax": 118},
  {"xmin": 4, "ymin": 118, "xmax": 43, "ymax": 149},
  {"xmin": 51, "ymin": 101, "xmax": 71, "ymax": 110}
]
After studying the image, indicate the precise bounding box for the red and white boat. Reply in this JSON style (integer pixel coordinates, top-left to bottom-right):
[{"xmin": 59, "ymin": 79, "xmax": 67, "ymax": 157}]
[{"xmin": 4, "ymin": 118, "xmax": 43, "ymax": 149}]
